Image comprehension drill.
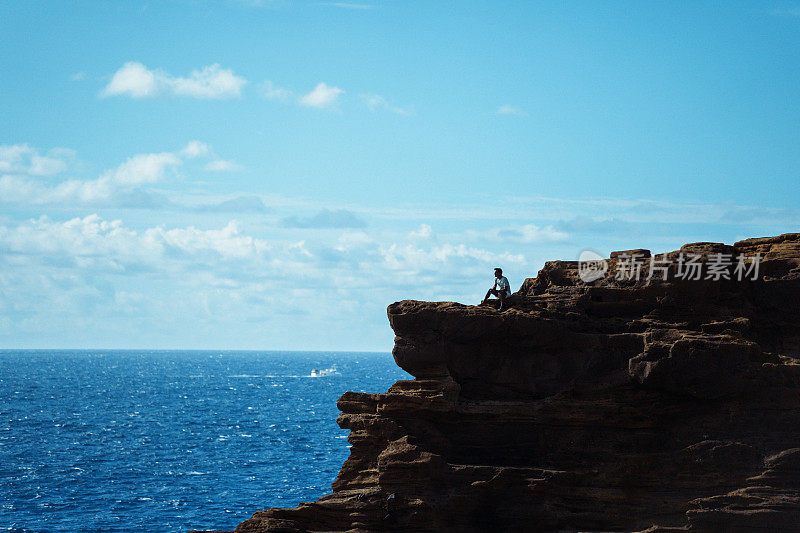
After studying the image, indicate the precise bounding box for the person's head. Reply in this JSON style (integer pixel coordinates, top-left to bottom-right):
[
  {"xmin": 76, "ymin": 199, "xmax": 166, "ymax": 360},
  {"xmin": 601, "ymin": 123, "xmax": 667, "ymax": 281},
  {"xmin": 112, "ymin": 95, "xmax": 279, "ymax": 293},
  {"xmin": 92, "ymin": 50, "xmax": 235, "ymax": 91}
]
[{"xmin": 494, "ymin": 267, "xmax": 502, "ymax": 278}]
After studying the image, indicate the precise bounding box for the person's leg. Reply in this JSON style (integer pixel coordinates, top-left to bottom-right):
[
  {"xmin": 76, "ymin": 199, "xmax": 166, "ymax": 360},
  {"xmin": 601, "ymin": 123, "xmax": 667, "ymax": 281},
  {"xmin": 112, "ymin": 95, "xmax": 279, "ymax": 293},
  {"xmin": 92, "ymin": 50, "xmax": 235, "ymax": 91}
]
[
  {"xmin": 482, "ymin": 288, "xmax": 497, "ymax": 303},
  {"xmin": 498, "ymin": 291, "xmax": 506, "ymax": 311}
]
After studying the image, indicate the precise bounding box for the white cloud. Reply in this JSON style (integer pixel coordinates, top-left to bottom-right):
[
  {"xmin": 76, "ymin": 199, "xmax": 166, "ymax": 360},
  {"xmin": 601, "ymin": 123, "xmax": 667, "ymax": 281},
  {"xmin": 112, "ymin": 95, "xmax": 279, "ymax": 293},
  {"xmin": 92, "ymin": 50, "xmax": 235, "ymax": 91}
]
[
  {"xmin": 0, "ymin": 215, "xmax": 273, "ymax": 277},
  {"xmin": 0, "ymin": 175, "xmax": 51, "ymax": 204},
  {"xmin": 101, "ymin": 62, "xmax": 159, "ymax": 98},
  {"xmin": 0, "ymin": 213, "xmax": 528, "ymax": 307},
  {"xmin": 360, "ymin": 93, "xmax": 412, "ymax": 115},
  {"xmin": 497, "ymin": 104, "xmax": 527, "ymax": 116},
  {"xmin": 262, "ymin": 82, "xmax": 409, "ymax": 114},
  {"xmin": 70, "ymin": 71, "xmax": 86, "ymax": 81},
  {"xmin": 300, "ymin": 82, "xmax": 344, "ymax": 108},
  {"xmin": 9, "ymin": 173, "xmax": 120, "ymax": 206},
  {"xmin": 0, "ymin": 143, "xmax": 225, "ymax": 208},
  {"xmin": 0, "ymin": 209, "xmax": 539, "ymax": 348},
  {"xmin": 180, "ymin": 141, "xmax": 242, "ymax": 172},
  {"xmin": 409, "ymin": 224, "xmax": 433, "ymax": 239},
  {"xmin": 145, "ymin": 220, "xmax": 268, "ymax": 259},
  {"xmin": 169, "ymin": 64, "xmax": 246, "ymax": 98},
  {"xmin": 180, "ymin": 141, "xmax": 212, "ymax": 159},
  {"xmin": 0, "ymin": 144, "xmax": 73, "ymax": 176},
  {"xmin": 260, "ymin": 80, "xmax": 293, "ymax": 102},
  {"xmin": 102, "ymin": 152, "xmax": 181, "ymax": 186},
  {"xmin": 101, "ymin": 62, "xmax": 246, "ymax": 99},
  {"xmin": 48, "ymin": 177, "xmax": 115, "ymax": 204},
  {"xmin": 380, "ymin": 242, "xmax": 524, "ymax": 274}
]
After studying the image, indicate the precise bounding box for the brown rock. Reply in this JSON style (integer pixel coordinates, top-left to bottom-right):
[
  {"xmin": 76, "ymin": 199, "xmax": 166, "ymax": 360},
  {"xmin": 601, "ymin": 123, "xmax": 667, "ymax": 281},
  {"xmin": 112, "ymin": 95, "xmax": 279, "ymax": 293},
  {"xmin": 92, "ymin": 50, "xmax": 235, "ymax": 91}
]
[{"xmin": 213, "ymin": 233, "xmax": 800, "ymax": 533}]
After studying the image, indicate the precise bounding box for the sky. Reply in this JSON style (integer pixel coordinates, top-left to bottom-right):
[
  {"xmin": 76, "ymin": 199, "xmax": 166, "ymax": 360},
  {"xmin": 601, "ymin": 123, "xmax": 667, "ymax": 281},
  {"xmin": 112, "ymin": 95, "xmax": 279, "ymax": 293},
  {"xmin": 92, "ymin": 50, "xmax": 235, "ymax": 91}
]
[{"xmin": 1, "ymin": 1, "xmax": 799, "ymax": 350}]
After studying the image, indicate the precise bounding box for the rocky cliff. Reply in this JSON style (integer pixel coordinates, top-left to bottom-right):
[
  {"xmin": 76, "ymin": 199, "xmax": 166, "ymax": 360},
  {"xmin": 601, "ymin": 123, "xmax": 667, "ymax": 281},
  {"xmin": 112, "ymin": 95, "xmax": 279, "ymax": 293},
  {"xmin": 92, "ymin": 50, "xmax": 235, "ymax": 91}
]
[{"xmin": 214, "ymin": 233, "xmax": 800, "ymax": 532}]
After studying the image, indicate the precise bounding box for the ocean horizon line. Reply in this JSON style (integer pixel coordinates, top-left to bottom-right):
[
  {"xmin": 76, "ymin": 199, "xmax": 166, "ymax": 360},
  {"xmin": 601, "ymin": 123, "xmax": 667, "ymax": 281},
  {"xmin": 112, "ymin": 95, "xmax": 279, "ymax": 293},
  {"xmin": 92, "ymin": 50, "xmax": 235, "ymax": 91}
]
[{"xmin": 0, "ymin": 347, "xmax": 393, "ymax": 354}]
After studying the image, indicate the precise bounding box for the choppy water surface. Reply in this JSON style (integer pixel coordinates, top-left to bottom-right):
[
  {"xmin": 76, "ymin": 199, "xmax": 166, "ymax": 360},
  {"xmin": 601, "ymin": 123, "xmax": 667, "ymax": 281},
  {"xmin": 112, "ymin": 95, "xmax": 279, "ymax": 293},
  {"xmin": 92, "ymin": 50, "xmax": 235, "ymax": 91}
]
[{"xmin": 0, "ymin": 350, "xmax": 407, "ymax": 532}]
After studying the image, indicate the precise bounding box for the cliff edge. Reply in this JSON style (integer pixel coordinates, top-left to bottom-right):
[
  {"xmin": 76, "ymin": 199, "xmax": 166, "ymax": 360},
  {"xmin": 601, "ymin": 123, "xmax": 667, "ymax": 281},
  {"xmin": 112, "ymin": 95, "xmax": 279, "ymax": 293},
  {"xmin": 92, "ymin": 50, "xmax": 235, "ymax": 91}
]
[{"xmin": 213, "ymin": 233, "xmax": 800, "ymax": 532}]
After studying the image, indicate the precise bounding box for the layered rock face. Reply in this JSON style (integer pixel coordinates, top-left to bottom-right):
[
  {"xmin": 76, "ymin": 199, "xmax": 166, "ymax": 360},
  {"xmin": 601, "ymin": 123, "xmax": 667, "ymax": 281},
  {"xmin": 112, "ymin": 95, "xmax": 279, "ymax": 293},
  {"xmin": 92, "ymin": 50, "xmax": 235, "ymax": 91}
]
[{"xmin": 227, "ymin": 233, "xmax": 800, "ymax": 532}]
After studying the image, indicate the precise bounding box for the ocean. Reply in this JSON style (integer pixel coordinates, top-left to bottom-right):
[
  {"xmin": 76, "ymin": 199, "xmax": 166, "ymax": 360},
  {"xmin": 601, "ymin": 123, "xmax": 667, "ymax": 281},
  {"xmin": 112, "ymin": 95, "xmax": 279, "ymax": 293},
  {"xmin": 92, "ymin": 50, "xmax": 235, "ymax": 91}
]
[{"xmin": 0, "ymin": 350, "xmax": 408, "ymax": 532}]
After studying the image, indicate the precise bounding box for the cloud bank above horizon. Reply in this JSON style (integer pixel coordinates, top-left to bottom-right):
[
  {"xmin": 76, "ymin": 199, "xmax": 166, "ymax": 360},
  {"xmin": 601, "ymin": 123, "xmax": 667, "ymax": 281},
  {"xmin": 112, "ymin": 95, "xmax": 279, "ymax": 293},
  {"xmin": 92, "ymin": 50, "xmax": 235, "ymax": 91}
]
[{"xmin": 2, "ymin": 140, "xmax": 796, "ymax": 350}]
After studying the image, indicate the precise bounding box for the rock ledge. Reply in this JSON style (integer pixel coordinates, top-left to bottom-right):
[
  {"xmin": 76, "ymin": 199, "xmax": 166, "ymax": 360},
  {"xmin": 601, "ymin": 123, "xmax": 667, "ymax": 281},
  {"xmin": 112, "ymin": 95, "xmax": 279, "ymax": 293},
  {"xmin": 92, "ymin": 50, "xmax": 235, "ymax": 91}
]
[{"xmin": 209, "ymin": 234, "xmax": 800, "ymax": 532}]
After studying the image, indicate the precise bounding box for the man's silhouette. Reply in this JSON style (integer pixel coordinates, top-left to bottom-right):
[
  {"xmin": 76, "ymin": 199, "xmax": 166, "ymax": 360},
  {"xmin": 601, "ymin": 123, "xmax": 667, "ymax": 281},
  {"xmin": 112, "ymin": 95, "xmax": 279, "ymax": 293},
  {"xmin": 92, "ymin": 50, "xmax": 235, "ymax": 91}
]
[{"xmin": 482, "ymin": 267, "xmax": 510, "ymax": 311}]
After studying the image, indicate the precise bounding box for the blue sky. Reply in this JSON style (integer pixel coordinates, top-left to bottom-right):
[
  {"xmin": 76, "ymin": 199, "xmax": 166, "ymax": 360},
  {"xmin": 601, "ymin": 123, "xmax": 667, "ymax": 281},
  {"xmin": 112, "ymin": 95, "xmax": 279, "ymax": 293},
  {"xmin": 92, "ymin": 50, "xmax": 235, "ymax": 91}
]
[{"xmin": 1, "ymin": 1, "xmax": 799, "ymax": 350}]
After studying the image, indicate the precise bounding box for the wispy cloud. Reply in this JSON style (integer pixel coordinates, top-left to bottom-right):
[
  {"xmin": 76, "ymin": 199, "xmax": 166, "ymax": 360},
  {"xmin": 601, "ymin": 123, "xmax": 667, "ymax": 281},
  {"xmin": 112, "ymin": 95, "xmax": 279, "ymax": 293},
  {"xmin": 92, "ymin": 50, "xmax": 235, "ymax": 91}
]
[
  {"xmin": 179, "ymin": 140, "xmax": 241, "ymax": 171},
  {"xmin": 0, "ymin": 141, "xmax": 240, "ymax": 208},
  {"xmin": 360, "ymin": 93, "xmax": 413, "ymax": 115},
  {"xmin": 0, "ymin": 144, "xmax": 74, "ymax": 176},
  {"xmin": 0, "ymin": 150, "xmax": 180, "ymax": 206},
  {"xmin": 101, "ymin": 62, "xmax": 246, "ymax": 99},
  {"xmin": 259, "ymin": 81, "xmax": 411, "ymax": 115},
  {"xmin": 299, "ymin": 82, "xmax": 344, "ymax": 108},
  {"xmin": 259, "ymin": 80, "xmax": 293, "ymax": 102},
  {"xmin": 496, "ymin": 104, "xmax": 527, "ymax": 116},
  {"xmin": 180, "ymin": 141, "xmax": 212, "ymax": 159},
  {"xmin": 103, "ymin": 152, "xmax": 181, "ymax": 186}
]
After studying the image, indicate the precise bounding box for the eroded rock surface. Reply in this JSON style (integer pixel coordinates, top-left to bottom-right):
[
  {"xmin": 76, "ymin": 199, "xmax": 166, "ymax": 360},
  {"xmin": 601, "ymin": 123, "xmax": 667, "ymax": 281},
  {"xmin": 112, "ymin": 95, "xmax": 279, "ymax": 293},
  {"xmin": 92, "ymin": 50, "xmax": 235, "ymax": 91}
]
[{"xmin": 220, "ymin": 233, "xmax": 800, "ymax": 532}]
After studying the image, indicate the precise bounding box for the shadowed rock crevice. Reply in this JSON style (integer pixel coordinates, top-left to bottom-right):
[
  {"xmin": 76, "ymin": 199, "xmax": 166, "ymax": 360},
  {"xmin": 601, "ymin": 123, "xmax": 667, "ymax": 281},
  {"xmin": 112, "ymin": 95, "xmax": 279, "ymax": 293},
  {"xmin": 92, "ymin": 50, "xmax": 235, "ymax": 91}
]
[{"xmin": 211, "ymin": 233, "xmax": 800, "ymax": 533}]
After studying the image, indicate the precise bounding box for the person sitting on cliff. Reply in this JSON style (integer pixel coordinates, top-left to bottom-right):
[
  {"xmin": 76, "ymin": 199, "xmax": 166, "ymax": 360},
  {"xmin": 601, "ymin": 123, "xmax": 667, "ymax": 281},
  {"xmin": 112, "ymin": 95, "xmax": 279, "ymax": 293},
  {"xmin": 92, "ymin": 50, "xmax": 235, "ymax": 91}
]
[{"xmin": 482, "ymin": 267, "xmax": 511, "ymax": 311}]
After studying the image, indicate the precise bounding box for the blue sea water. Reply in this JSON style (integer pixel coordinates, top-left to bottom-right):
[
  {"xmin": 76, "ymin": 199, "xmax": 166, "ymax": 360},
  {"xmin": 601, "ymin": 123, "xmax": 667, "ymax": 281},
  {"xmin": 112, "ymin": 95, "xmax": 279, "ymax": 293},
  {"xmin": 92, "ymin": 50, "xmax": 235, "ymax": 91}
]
[{"xmin": 0, "ymin": 350, "xmax": 408, "ymax": 532}]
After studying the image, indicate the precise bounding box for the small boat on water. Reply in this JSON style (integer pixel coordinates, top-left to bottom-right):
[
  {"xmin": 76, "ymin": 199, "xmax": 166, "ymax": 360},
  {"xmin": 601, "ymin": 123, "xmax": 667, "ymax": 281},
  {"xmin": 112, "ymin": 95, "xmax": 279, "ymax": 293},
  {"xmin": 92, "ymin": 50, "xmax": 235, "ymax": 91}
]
[{"xmin": 310, "ymin": 366, "xmax": 338, "ymax": 377}]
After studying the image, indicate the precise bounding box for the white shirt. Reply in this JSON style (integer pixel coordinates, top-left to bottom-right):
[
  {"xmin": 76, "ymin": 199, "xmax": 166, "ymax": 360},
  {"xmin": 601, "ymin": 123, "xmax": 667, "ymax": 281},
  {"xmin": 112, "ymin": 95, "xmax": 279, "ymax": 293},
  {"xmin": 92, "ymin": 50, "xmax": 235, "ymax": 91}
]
[{"xmin": 495, "ymin": 276, "xmax": 510, "ymax": 293}]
